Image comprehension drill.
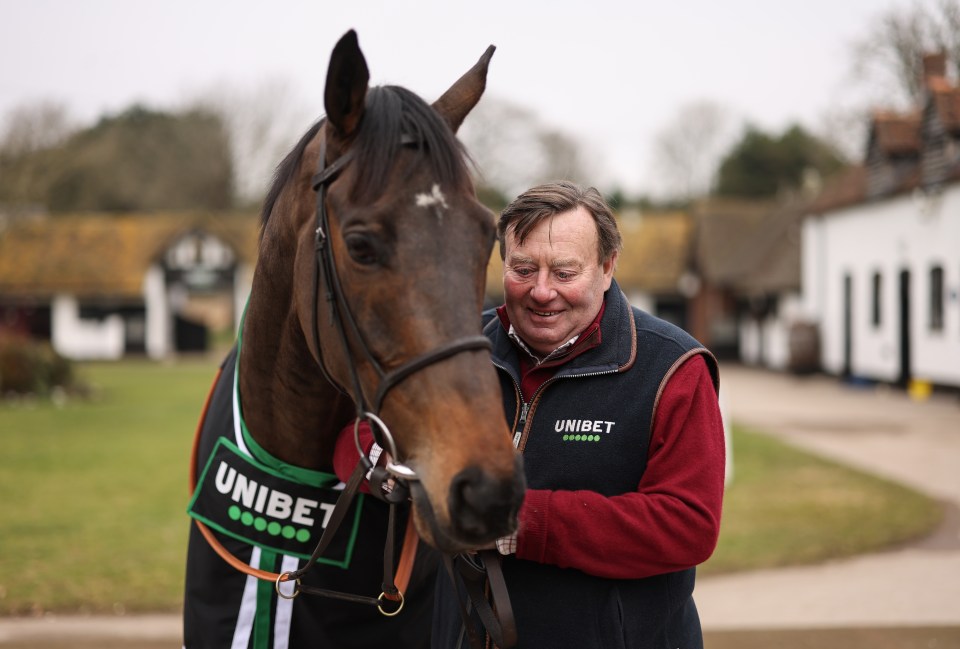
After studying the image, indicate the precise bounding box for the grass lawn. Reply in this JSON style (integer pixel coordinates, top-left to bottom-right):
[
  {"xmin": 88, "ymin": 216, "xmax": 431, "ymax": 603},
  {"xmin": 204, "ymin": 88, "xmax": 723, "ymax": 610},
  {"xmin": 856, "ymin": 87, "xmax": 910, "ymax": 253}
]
[
  {"xmin": 701, "ymin": 425, "xmax": 943, "ymax": 575},
  {"xmin": 0, "ymin": 358, "xmax": 218, "ymax": 615},
  {"xmin": 0, "ymin": 359, "xmax": 945, "ymax": 614}
]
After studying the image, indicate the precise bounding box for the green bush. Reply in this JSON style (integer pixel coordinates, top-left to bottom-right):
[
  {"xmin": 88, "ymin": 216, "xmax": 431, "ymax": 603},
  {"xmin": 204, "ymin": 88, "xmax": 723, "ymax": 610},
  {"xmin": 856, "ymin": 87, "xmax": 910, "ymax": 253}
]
[{"xmin": 0, "ymin": 333, "xmax": 74, "ymax": 396}]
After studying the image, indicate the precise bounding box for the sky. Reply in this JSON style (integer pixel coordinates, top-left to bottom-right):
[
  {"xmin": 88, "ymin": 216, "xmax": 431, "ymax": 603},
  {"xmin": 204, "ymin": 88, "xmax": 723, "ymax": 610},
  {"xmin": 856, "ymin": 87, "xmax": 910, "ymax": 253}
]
[{"xmin": 0, "ymin": 0, "xmax": 930, "ymax": 197}]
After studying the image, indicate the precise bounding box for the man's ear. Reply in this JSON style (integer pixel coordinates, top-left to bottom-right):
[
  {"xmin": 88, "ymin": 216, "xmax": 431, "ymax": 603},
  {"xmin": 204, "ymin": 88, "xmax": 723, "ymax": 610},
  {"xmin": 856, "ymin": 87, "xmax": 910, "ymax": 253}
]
[{"xmin": 602, "ymin": 251, "xmax": 619, "ymax": 288}]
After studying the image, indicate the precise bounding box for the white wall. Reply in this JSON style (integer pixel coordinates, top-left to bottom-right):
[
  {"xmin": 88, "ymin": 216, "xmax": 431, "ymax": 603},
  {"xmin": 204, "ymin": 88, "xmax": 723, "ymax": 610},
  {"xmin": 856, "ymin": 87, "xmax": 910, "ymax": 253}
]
[
  {"xmin": 802, "ymin": 184, "xmax": 960, "ymax": 386},
  {"xmin": 51, "ymin": 294, "xmax": 124, "ymax": 360},
  {"xmin": 144, "ymin": 265, "xmax": 169, "ymax": 359},
  {"xmin": 233, "ymin": 262, "xmax": 253, "ymax": 332}
]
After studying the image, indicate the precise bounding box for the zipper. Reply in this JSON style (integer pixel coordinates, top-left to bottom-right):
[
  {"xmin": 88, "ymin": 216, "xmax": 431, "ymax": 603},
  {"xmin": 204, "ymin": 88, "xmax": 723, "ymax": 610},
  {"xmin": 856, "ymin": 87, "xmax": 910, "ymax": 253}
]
[{"xmin": 494, "ymin": 359, "xmax": 527, "ymax": 448}]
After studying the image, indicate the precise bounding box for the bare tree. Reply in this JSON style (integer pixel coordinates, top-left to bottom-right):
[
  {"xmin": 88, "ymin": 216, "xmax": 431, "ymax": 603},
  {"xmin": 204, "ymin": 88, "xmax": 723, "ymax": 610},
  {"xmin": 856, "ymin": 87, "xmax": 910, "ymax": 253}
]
[
  {"xmin": 0, "ymin": 100, "xmax": 75, "ymax": 157},
  {"xmin": 851, "ymin": 0, "xmax": 960, "ymax": 109},
  {"xmin": 187, "ymin": 79, "xmax": 315, "ymax": 206},
  {"xmin": 0, "ymin": 101, "xmax": 76, "ymax": 209},
  {"xmin": 459, "ymin": 97, "xmax": 587, "ymax": 200},
  {"xmin": 650, "ymin": 100, "xmax": 738, "ymax": 202}
]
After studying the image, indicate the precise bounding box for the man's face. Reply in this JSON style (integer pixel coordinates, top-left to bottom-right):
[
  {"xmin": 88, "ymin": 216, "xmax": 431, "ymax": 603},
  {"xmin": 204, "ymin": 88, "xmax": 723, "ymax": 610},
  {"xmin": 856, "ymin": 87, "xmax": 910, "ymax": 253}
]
[{"xmin": 502, "ymin": 206, "xmax": 617, "ymax": 357}]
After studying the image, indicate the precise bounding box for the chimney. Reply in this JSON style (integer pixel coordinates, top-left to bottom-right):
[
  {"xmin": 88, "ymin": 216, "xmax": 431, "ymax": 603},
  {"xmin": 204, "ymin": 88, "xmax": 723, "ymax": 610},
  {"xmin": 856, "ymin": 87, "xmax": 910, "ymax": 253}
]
[{"xmin": 922, "ymin": 52, "xmax": 947, "ymax": 87}]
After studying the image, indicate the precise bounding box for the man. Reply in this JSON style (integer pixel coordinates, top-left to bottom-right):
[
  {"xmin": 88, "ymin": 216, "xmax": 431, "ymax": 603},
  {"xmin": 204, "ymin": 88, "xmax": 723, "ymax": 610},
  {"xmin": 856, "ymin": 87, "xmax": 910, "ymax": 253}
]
[{"xmin": 432, "ymin": 181, "xmax": 726, "ymax": 648}]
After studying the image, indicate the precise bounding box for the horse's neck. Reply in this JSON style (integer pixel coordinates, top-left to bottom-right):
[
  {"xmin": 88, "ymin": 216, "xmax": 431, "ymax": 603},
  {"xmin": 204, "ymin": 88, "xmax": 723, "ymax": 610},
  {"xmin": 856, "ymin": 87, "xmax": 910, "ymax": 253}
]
[{"xmin": 238, "ymin": 281, "xmax": 354, "ymax": 471}]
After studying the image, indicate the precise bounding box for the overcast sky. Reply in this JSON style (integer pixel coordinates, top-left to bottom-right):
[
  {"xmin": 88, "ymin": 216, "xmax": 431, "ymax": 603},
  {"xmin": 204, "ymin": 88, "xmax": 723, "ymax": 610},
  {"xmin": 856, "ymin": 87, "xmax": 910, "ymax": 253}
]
[{"xmin": 0, "ymin": 0, "xmax": 929, "ymax": 196}]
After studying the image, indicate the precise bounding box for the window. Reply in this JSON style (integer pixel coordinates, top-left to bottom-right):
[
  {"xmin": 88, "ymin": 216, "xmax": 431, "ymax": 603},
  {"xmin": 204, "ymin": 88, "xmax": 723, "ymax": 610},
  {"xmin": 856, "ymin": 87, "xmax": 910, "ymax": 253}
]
[
  {"xmin": 871, "ymin": 271, "xmax": 882, "ymax": 327},
  {"xmin": 930, "ymin": 266, "xmax": 944, "ymax": 331}
]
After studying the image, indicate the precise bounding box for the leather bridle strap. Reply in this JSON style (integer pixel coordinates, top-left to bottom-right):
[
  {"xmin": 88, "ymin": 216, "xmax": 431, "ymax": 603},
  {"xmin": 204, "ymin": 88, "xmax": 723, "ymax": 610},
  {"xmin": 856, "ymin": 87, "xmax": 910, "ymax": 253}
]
[
  {"xmin": 443, "ymin": 551, "xmax": 518, "ymax": 649},
  {"xmin": 309, "ymin": 137, "xmax": 492, "ymax": 420},
  {"xmin": 373, "ymin": 335, "xmax": 491, "ymax": 412}
]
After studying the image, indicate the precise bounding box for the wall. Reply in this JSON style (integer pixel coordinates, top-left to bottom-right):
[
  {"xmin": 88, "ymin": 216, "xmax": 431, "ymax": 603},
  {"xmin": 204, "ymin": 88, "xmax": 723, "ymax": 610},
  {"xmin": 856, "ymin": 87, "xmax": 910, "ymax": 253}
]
[
  {"xmin": 51, "ymin": 294, "xmax": 124, "ymax": 360},
  {"xmin": 802, "ymin": 184, "xmax": 960, "ymax": 387}
]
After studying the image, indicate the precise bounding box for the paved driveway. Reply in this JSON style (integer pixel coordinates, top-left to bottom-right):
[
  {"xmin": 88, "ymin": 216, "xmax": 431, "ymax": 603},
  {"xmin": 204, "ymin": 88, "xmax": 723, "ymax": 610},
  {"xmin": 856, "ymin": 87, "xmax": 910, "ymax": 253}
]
[{"xmin": 696, "ymin": 363, "xmax": 960, "ymax": 630}]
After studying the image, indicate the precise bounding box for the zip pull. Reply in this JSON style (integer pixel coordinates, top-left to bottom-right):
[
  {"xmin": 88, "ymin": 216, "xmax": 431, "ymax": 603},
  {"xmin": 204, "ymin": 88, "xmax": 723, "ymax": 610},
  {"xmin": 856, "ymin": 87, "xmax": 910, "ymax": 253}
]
[{"xmin": 512, "ymin": 402, "xmax": 529, "ymax": 449}]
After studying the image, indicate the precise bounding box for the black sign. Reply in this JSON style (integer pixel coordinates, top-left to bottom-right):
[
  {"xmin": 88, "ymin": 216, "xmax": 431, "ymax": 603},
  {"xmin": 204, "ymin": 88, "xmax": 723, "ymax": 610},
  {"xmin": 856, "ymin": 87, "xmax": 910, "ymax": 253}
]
[{"xmin": 188, "ymin": 438, "xmax": 362, "ymax": 567}]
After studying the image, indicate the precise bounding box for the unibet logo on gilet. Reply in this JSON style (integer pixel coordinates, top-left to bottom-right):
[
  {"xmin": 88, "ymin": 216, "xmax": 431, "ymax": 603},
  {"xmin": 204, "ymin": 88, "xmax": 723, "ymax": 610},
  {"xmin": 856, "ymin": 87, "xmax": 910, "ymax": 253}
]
[{"xmin": 555, "ymin": 418, "xmax": 615, "ymax": 442}]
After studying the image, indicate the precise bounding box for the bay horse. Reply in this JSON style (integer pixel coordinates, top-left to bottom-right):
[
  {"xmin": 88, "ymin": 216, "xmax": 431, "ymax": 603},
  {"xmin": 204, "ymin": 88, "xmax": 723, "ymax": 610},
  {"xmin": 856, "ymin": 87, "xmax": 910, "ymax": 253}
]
[{"xmin": 184, "ymin": 31, "xmax": 524, "ymax": 649}]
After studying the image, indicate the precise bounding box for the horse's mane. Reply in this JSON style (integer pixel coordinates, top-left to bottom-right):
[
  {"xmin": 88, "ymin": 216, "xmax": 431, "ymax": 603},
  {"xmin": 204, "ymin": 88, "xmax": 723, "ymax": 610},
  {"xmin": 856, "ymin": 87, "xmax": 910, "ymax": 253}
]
[{"xmin": 260, "ymin": 85, "xmax": 470, "ymax": 229}]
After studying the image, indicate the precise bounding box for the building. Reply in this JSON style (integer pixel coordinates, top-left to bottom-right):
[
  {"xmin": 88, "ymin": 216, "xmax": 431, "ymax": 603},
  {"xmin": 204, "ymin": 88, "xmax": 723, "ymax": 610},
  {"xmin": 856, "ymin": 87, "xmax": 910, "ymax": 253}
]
[
  {"xmin": 0, "ymin": 212, "xmax": 258, "ymax": 360},
  {"xmin": 801, "ymin": 53, "xmax": 960, "ymax": 388}
]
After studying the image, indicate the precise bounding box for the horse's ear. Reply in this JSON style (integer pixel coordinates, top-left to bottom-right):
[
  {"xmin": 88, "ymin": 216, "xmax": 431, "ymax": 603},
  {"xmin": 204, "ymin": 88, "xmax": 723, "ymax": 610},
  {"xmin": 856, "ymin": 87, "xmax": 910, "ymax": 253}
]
[
  {"xmin": 325, "ymin": 30, "xmax": 370, "ymax": 141},
  {"xmin": 433, "ymin": 45, "xmax": 495, "ymax": 134}
]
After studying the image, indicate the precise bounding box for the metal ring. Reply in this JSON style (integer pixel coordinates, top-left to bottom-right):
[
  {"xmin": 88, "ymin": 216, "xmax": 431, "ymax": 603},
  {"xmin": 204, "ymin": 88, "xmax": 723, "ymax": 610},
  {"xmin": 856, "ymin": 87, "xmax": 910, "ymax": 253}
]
[
  {"xmin": 377, "ymin": 591, "xmax": 405, "ymax": 617},
  {"xmin": 357, "ymin": 412, "xmax": 419, "ymax": 481},
  {"xmin": 384, "ymin": 460, "xmax": 418, "ymax": 480},
  {"xmin": 362, "ymin": 411, "xmax": 399, "ymax": 459},
  {"xmin": 275, "ymin": 572, "xmax": 301, "ymax": 600}
]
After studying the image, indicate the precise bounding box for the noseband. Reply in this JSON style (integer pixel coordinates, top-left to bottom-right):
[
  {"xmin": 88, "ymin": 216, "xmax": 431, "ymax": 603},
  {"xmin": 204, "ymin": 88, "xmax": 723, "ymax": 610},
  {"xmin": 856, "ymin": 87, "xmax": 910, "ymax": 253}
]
[{"xmin": 309, "ymin": 135, "xmax": 492, "ymax": 481}]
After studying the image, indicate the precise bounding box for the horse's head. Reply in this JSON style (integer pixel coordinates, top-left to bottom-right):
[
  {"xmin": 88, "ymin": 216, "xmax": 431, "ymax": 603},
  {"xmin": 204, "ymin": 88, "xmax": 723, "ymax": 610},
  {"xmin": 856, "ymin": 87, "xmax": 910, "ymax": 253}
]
[{"xmin": 293, "ymin": 31, "xmax": 524, "ymax": 552}]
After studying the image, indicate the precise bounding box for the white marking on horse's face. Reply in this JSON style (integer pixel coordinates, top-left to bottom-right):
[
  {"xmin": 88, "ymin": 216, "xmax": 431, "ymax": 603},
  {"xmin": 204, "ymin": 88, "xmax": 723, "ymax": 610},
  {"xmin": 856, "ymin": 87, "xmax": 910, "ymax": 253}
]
[{"xmin": 415, "ymin": 184, "xmax": 448, "ymax": 210}]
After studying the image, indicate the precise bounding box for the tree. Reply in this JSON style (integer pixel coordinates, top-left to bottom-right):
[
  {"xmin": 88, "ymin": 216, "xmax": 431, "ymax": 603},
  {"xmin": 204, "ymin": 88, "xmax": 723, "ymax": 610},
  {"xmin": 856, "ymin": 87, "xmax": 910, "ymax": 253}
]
[
  {"xmin": 0, "ymin": 100, "xmax": 74, "ymax": 157},
  {"xmin": 458, "ymin": 98, "xmax": 588, "ymax": 202},
  {"xmin": 851, "ymin": 0, "xmax": 960, "ymax": 109},
  {"xmin": 0, "ymin": 104, "xmax": 234, "ymax": 212},
  {"xmin": 187, "ymin": 79, "xmax": 314, "ymax": 206},
  {"xmin": 715, "ymin": 124, "xmax": 846, "ymax": 198},
  {"xmin": 651, "ymin": 100, "xmax": 737, "ymax": 202},
  {"xmin": 0, "ymin": 101, "xmax": 76, "ymax": 210}
]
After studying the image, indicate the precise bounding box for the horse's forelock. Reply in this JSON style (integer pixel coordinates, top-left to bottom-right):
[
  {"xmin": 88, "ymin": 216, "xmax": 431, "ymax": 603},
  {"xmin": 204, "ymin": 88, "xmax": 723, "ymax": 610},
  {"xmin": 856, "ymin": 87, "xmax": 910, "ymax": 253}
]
[
  {"xmin": 260, "ymin": 85, "xmax": 470, "ymax": 232},
  {"xmin": 348, "ymin": 85, "xmax": 470, "ymax": 204}
]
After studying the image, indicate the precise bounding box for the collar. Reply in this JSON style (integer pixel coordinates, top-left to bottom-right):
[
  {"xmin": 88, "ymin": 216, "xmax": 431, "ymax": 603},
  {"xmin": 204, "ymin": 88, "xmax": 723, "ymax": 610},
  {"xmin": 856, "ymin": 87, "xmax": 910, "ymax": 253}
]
[
  {"xmin": 484, "ymin": 278, "xmax": 636, "ymax": 378},
  {"xmin": 496, "ymin": 300, "xmax": 606, "ymax": 366}
]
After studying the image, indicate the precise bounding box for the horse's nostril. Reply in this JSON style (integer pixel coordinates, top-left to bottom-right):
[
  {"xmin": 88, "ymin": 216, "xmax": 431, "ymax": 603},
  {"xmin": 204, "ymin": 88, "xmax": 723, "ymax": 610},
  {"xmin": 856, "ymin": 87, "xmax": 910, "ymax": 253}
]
[{"xmin": 448, "ymin": 465, "xmax": 525, "ymax": 542}]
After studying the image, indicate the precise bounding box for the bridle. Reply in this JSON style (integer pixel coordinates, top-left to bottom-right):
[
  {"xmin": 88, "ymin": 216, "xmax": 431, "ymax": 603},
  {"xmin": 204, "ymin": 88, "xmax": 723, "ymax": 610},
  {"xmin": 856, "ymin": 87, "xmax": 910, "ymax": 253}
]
[
  {"xmin": 306, "ymin": 134, "xmax": 517, "ymax": 648},
  {"xmin": 308, "ymin": 132, "xmax": 492, "ymax": 482}
]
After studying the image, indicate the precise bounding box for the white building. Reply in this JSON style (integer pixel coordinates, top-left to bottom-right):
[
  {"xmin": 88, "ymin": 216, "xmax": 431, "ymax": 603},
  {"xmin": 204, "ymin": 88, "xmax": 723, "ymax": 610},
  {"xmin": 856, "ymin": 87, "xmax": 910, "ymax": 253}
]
[{"xmin": 801, "ymin": 54, "xmax": 960, "ymax": 388}]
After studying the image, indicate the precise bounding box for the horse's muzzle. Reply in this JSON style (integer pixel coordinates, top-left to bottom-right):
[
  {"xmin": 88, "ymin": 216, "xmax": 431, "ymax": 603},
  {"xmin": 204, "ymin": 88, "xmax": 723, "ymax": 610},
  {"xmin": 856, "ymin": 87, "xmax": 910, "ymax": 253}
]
[{"xmin": 447, "ymin": 455, "xmax": 526, "ymax": 544}]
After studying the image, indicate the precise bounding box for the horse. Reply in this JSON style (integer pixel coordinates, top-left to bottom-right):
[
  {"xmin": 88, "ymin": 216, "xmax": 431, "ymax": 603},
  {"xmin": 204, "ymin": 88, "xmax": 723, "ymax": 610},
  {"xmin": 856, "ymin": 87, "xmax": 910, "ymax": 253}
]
[{"xmin": 183, "ymin": 30, "xmax": 525, "ymax": 649}]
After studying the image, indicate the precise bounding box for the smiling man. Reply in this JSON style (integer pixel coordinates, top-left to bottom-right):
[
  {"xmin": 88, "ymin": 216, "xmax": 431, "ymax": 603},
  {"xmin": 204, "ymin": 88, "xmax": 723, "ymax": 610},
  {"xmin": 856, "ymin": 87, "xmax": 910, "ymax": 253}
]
[{"xmin": 433, "ymin": 181, "xmax": 727, "ymax": 649}]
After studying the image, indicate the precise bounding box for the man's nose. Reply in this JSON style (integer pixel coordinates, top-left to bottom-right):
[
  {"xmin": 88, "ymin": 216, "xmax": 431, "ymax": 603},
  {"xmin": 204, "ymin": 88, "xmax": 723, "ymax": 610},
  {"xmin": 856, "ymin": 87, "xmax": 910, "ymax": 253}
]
[{"xmin": 530, "ymin": 271, "xmax": 555, "ymax": 301}]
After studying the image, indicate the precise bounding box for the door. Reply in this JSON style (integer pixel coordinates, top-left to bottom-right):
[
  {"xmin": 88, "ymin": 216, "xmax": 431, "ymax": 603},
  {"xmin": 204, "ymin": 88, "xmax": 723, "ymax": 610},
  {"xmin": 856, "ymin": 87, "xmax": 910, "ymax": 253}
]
[
  {"xmin": 898, "ymin": 269, "xmax": 911, "ymax": 388},
  {"xmin": 842, "ymin": 274, "xmax": 852, "ymax": 378}
]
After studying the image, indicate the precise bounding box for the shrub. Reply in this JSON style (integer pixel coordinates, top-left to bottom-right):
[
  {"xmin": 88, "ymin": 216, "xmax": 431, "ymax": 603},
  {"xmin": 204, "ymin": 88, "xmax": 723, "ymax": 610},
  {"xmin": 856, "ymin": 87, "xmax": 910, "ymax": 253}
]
[{"xmin": 0, "ymin": 334, "xmax": 75, "ymax": 396}]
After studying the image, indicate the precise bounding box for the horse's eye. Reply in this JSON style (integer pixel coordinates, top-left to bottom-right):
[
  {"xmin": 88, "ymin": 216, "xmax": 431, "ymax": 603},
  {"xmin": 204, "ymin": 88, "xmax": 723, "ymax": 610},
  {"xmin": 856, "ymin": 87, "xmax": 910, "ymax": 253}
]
[{"xmin": 344, "ymin": 233, "xmax": 381, "ymax": 266}]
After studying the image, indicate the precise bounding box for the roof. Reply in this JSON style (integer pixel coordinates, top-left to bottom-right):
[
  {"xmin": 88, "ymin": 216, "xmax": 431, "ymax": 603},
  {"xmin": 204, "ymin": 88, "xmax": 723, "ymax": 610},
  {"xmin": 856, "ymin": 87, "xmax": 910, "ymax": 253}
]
[
  {"xmin": 870, "ymin": 111, "xmax": 921, "ymax": 156},
  {"xmin": 809, "ymin": 165, "xmax": 869, "ymax": 214},
  {"xmin": 615, "ymin": 211, "xmax": 693, "ymax": 293},
  {"xmin": 929, "ymin": 82, "xmax": 960, "ymax": 132},
  {"xmin": 0, "ymin": 212, "xmax": 259, "ymax": 299},
  {"xmin": 691, "ymin": 198, "xmax": 775, "ymax": 284},
  {"xmin": 691, "ymin": 197, "xmax": 802, "ymax": 293}
]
